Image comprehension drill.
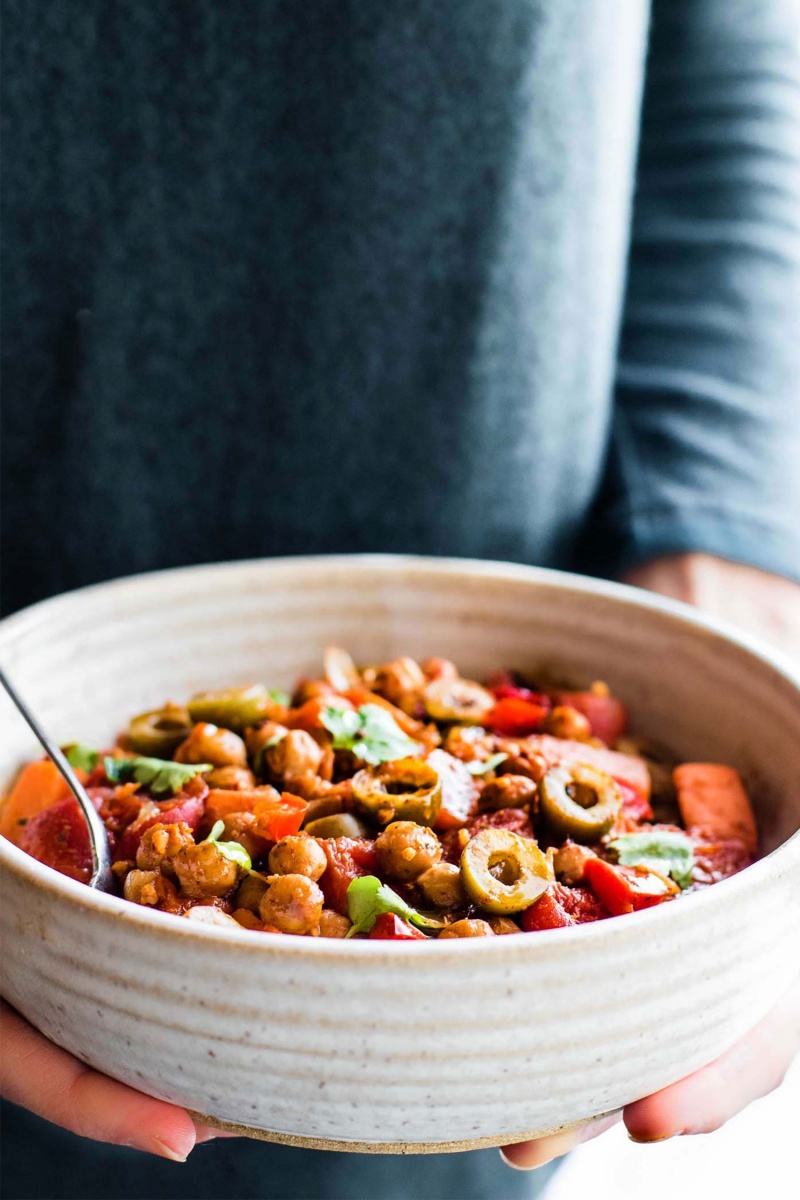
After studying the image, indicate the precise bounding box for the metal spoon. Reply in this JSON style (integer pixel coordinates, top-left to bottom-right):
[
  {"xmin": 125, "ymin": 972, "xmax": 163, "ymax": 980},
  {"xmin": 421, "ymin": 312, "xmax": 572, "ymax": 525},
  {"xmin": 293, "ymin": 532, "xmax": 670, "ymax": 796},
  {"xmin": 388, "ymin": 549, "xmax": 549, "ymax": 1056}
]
[{"xmin": 0, "ymin": 666, "xmax": 115, "ymax": 892}]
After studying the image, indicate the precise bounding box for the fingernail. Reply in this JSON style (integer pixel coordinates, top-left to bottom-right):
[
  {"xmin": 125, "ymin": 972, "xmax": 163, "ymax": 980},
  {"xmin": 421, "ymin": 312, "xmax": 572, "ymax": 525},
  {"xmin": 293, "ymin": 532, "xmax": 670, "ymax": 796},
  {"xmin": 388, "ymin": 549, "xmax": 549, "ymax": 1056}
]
[
  {"xmin": 628, "ymin": 1130, "xmax": 683, "ymax": 1145},
  {"xmin": 149, "ymin": 1137, "xmax": 190, "ymax": 1162},
  {"xmin": 499, "ymin": 1148, "xmax": 530, "ymax": 1171},
  {"xmin": 499, "ymin": 1131, "xmax": 579, "ymax": 1170}
]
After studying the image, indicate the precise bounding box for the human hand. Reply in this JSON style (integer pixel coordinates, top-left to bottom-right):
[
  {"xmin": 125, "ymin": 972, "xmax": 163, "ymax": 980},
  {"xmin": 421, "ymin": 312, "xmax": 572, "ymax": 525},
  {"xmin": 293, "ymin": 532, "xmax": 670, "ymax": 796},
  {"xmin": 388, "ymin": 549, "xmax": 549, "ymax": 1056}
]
[
  {"xmin": 501, "ymin": 552, "xmax": 800, "ymax": 1170},
  {"xmin": 0, "ymin": 1000, "xmax": 229, "ymax": 1160}
]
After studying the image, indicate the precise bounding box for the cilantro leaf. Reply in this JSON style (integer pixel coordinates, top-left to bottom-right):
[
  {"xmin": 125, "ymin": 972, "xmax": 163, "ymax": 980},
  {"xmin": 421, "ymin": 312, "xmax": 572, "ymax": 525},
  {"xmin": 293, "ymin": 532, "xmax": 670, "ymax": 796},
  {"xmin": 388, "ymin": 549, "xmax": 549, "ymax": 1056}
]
[
  {"xmin": 466, "ymin": 752, "xmax": 507, "ymax": 777},
  {"xmin": 345, "ymin": 875, "xmax": 441, "ymax": 937},
  {"xmin": 608, "ymin": 830, "xmax": 695, "ymax": 890},
  {"xmin": 320, "ymin": 704, "xmax": 419, "ymax": 766},
  {"xmin": 204, "ymin": 819, "xmax": 252, "ymax": 870},
  {"xmin": 268, "ymin": 688, "xmax": 291, "ymax": 707},
  {"xmin": 103, "ymin": 755, "xmax": 212, "ymax": 796},
  {"xmin": 64, "ymin": 743, "xmax": 99, "ymax": 772}
]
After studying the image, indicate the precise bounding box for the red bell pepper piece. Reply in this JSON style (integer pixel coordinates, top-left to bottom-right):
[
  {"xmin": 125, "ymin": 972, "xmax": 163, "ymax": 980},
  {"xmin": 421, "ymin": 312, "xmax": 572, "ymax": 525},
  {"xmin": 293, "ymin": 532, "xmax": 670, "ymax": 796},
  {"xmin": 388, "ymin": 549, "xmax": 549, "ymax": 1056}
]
[
  {"xmin": 486, "ymin": 696, "xmax": 550, "ymax": 737},
  {"xmin": 368, "ymin": 912, "xmax": 426, "ymax": 940},
  {"xmin": 584, "ymin": 857, "xmax": 675, "ymax": 916},
  {"xmin": 253, "ymin": 791, "xmax": 308, "ymax": 842},
  {"xmin": 521, "ymin": 883, "xmax": 609, "ymax": 931},
  {"xmin": 555, "ymin": 691, "xmax": 628, "ymax": 744}
]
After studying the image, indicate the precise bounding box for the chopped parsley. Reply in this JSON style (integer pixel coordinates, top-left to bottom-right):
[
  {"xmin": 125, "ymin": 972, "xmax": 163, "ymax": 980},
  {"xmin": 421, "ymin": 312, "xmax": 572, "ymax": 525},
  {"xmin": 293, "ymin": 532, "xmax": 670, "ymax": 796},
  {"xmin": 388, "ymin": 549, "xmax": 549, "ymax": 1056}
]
[
  {"xmin": 320, "ymin": 704, "xmax": 419, "ymax": 766},
  {"xmin": 103, "ymin": 755, "xmax": 211, "ymax": 796}
]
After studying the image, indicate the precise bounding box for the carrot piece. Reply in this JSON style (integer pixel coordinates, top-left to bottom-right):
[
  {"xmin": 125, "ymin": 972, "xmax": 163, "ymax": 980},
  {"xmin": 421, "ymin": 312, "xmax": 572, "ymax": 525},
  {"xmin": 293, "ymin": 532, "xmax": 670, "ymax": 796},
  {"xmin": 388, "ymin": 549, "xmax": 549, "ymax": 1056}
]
[
  {"xmin": 673, "ymin": 763, "xmax": 757, "ymax": 853},
  {"xmin": 0, "ymin": 760, "xmax": 72, "ymax": 845}
]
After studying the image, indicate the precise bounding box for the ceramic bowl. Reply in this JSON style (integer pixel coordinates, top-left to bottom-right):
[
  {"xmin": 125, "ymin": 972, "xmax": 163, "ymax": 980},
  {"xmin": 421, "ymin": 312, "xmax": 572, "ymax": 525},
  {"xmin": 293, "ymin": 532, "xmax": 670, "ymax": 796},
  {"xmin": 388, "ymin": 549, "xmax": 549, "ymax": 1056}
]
[{"xmin": 1, "ymin": 556, "xmax": 799, "ymax": 1154}]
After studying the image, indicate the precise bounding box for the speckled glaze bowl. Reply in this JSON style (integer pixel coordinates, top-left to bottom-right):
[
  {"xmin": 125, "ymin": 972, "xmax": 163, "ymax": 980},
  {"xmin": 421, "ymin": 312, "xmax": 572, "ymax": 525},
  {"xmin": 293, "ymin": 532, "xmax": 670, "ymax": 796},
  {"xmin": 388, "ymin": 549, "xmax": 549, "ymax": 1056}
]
[{"xmin": 1, "ymin": 556, "xmax": 799, "ymax": 1153}]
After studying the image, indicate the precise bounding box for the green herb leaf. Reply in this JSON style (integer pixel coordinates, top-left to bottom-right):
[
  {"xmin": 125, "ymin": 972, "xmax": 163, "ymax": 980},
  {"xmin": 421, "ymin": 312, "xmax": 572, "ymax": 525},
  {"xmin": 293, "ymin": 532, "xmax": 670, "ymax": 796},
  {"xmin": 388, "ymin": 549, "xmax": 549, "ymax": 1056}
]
[
  {"xmin": 64, "ymin": 743, "xmax": 99, "ymax": 772},
  {"xmin": 608, "ymin": 830, "xmax": 695, "ymax": 890},
  {"xmin": 204, "ymin": 818, "xmax": 252, "ymax": 870},
  {"xmin": 345, "ymin": 875, "xmax": 441, "ymax": 937},
  {"xmin": 320, "ymin": 704, "xmax": 419, "ymax": 767},
  {"xmin": 466, "ymin": 752, "xmax": 507, "ymax": 777},
  {"xmin": 102, "ymin": 755, "xmax": 212, "ymax": 796},
  {"xmin": 268, "ymin": 688, "xmax": 291, "ymax": 707}
]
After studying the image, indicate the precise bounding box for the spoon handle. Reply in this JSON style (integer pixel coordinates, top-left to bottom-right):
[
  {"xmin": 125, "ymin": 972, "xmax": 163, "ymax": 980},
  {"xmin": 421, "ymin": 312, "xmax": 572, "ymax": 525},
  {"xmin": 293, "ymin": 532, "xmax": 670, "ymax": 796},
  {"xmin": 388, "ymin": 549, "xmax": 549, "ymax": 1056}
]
[{"xmin": 0, "ymin": 666, "xmax": 115, "ymax": 892}]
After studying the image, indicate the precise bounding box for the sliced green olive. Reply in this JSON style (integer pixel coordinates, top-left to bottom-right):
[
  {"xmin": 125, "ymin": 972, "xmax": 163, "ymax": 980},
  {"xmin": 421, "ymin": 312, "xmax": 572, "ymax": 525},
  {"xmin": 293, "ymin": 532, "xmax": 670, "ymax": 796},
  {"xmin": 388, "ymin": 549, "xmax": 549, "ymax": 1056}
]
[
  {"xmin": 187, "ymin": 685, "xmax": 272, "ymax": 732},
  {"xmin": 423, "ymin": 678, "xmax": 495, "ymax": 725},
  {"xmin": 128, "ymin": 705, "xmax": 192, "ymax": 756},
  {"xmin": 538, "ymin": 764, "xmax": 622, "ymax": 842},
  {"xmin": 460, "ymin": 828, "xmax": 553, "ymax": 914},
  {"xmin": 351, "ymin": 758, "xmax": 442, "ymax": 826},
  {"xmin": 304, "ymin": 813, "xmax": 370, "ymax": 839}
]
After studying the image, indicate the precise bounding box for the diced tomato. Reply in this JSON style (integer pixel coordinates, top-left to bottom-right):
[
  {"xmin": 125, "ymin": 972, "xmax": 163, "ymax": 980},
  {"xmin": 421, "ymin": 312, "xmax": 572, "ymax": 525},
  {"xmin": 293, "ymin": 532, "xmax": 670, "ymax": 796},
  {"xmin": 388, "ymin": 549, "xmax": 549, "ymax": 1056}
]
[
  {"xmin": 556, "ymin": 691, "xmax": 628, "ymax": 744},
  {"xmin": 521, "ymin": 883, "xmax": 609, "ymax": 931},
  {"xmin": 616, "ymin": 779, "xmax": 653, "ymax": 823},
  {"xmin": 486, "ymin": 697, "xmax": 550, "ymax": 737},
  {"xmin": 368, "ymin": 912, "xmax": 426, "ymax": 940},
  {"xmin": 115, "ymin": 789, "xmax": 206, "ymax": 860},
  {"xmin": 428, "ymin": 750, "xmax": 478, "ymax": 831},
  {"xmin": 584, "ymin": 858, "xmax": 675, "ymax": 916},
  {"xmin": 17, "ymin": 797, "xmax": 93, "ymax": 883},
  {"xmin": 689, "ymin": 834, "xmax": 752, "ymax": 886},
  {"xmin": 530, "ymin": 735, "xmax": 651, "ymax": 802},
  {"xmin": 253, "ymin": 791, "xmax": 308, "ymax": 841},
  {"xmin": 440, "ymin": 807, "xmax": 536, "ymax": 864},
  {"xmin": 319, "ymin": 837, "xmax": 378, "ymax": 914},
  {"xmin": 490, "ymin": 683, "xmax": 539, "ymax": 703}
]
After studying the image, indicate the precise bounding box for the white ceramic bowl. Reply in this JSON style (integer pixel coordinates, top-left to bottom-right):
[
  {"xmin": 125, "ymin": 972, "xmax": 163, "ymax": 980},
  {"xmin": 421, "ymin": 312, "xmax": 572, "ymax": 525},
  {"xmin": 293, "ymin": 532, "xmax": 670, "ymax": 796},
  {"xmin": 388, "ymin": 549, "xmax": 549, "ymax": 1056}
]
[{"xmin": 1, "ymin": 556, "xmax": 799, "ymax": 1154}]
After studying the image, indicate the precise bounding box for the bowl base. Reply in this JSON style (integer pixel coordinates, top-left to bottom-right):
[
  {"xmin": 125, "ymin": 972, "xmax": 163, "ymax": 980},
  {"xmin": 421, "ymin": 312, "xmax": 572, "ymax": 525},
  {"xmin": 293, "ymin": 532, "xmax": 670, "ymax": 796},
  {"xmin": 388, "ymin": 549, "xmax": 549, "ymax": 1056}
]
[{"xmin": 187, "ymin": 1109, "xmax": 618, "ymax": 1155}]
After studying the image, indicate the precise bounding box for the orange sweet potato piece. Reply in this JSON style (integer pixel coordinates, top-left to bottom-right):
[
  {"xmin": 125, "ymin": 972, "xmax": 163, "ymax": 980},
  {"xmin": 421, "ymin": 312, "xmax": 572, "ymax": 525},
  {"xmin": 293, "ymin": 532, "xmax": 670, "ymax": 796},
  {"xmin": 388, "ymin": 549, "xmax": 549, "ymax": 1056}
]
[
  {"xmin": 0, "ymin": 760, "xmax": 72, "ymax": 845},
  {"xmin": 673, "ymin": 763, "xmax": 757, "ymax": 853}
]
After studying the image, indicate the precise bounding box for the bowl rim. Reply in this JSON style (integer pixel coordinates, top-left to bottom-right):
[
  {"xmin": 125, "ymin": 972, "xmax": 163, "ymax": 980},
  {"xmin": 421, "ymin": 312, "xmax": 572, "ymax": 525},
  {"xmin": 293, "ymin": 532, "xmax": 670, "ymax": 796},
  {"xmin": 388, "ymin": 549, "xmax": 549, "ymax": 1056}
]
[{"xmin": 2, "ymin": 552, "xmax": 799, "ymax": 959}]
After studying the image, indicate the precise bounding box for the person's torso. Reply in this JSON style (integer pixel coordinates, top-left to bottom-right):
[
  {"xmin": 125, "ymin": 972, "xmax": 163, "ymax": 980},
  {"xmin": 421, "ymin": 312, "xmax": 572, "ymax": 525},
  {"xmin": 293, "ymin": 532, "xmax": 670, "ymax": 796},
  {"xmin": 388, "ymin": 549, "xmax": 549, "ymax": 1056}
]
[{"xmin": 1, "ymin": 0, "xmax": 649, "ymax": 619}]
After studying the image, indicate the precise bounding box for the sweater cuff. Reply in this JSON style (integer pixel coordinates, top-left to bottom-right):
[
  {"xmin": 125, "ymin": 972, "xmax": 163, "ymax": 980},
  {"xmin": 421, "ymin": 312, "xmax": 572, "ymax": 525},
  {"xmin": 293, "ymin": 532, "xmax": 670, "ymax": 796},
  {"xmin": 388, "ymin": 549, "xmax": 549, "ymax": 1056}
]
[{"xmin": 587, "ymin": 502, "xmax": 800, "ymax": 587}]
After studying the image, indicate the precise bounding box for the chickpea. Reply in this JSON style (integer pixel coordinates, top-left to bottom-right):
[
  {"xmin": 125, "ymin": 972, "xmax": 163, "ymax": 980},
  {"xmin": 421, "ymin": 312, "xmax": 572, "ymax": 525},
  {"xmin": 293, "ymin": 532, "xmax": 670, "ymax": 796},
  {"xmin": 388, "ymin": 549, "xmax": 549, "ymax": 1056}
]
[
  {"xmin": 220, "ymin": 812, "xmax": 267, "ymax": 860},
  {"xmin": 375, "ymin": 821, "xmax": 442, "ymax": 882},
  {"xmin": 136, "ymin": 821, "xmax": 195, "ymax": 875},
  {"xmin": 123, "ymin": 868, "xmax": 177, "ymax": 908},
  {"xmin": 265, "ymin": 729, "xmax": 324, "ymax": 786},
  {"xmin": 259, "ymin": 874, "xmax": 324, "ymax": 935},
  {"xmin": 318, "ymin": 909, "xmax": 352, "ymax": 939},
  {"xmin": 416, "ymin": 862, "xmax": 465, "ymax": 910},
  {"xmin": 438, "ymin": 919, "xmax": 495, "ymax": 939},
  {"xmin": 268, "ymin": 833, "xmax": 327, "ymax": 881},
  {"xmin": 498, "ymin": 747, "xmax": 547, "ymax": 783},
  {"xmin": 245, "ymin": 721, "xmax": 289, "ymax": 772},
  {"xmin": 480, "ymin": 774, "xmax": 539, "ymax": 812},
  {"xmin": 173, "ymin": 840, "xmax": 240, "ymax": 898},
  {"xmin": 553, "ymin": 841, "xmax": 597, "ymax": 885},
  {"xmin": 175, "ymin": 722, "xmax": 248, "ymax": 768},
  {"xmin": 292, "ymin": 679, "xmax": 336, "ymax": 707},
  {"xmin": 487, "ymin": 916, "xmax": 521, "ymax": 935},
  {"xmin": 420, "ymin": 657, "xmax": 458, "ymax": 682},
  {"xmin": 205, "ymin": 765, "xmax": 255, "ymax": 790},
  {"xmin": 233, "ymin": 872, "xmax": 268, "ymax": 915},
  {"xmin": 541, "ymin": 705, "xmax": 592, "ymax": 742},
  {"xmin": 369, "ymin": 657, "xmax": 426, "ymax": 715},
  {"xmin": 444, "ymin": 725, "xmax": 496, "ymax": 763}
]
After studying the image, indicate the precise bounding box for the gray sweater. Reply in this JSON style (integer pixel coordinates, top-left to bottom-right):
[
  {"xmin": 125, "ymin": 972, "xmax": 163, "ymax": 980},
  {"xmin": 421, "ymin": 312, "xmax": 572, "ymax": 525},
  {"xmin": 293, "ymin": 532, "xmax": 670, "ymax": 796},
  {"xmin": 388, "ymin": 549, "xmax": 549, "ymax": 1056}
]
[{"xmin": 1, "ymin": 2, "xmax": 799, "ymax": 1197}]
